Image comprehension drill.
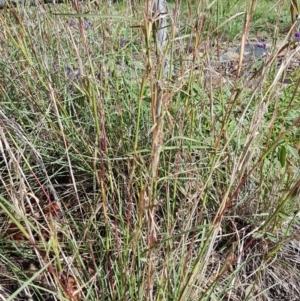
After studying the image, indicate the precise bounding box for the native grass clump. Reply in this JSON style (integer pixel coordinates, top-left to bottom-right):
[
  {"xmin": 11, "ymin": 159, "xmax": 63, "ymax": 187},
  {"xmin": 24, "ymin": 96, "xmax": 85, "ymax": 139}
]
[{"xmin": 0, "ymin": 0, "xmax": 300, "ymax": 300}]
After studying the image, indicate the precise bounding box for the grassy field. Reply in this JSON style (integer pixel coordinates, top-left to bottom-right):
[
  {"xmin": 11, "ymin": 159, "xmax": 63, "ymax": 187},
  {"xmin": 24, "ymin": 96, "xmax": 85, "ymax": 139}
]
[{"xmin": 0, "ymin": 0, "xmax": 300, "ymax": 300}]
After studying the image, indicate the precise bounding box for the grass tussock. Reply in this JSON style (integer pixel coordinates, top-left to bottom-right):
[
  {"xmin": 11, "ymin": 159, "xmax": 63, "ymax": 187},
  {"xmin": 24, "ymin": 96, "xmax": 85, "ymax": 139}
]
[{"xmin": 0, "ymin": 0, "xmax": 300, "ymax": 300}]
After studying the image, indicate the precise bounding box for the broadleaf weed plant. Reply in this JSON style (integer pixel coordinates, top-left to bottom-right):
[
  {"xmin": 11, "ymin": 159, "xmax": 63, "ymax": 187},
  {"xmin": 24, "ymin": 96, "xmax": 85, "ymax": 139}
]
[{"xmin": 0, "ymin": 0, "xmax": 300, "ymax": 300}]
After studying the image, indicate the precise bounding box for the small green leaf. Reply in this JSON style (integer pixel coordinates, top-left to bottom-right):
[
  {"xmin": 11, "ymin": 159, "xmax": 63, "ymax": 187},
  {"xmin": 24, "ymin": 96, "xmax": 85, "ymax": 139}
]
[
  {"xmin": 140, "ymin": 257, "xmax": 148, "ymax": 263},
  {"xmin": 252, "ymin": 232, "xmax": 264, "ymax": 239},
  {"xmin": 266, "ymin": 232, "xmax": 277, "ymax": 243},
  {"xmin": 286, "ymin": 144, "xmax": 300, "ymax": 159},
  {"xmin": 278, "ymin": 145, "xmax": 286, "ymax": 168}
]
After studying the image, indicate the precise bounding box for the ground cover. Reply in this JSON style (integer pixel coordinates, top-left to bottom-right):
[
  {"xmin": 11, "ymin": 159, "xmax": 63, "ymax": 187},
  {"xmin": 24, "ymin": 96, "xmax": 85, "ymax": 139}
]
[{"xmin": 0, "ymin": 0, "xmax": 300, "ymax": 300}]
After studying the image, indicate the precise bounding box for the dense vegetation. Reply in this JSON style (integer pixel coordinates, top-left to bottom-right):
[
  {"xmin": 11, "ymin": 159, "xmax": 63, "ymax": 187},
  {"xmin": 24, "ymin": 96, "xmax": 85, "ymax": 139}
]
[{"xmin": 0, "ymin": 0, "xmax": 300, "ymax": 300}]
